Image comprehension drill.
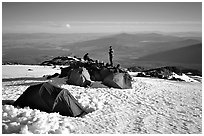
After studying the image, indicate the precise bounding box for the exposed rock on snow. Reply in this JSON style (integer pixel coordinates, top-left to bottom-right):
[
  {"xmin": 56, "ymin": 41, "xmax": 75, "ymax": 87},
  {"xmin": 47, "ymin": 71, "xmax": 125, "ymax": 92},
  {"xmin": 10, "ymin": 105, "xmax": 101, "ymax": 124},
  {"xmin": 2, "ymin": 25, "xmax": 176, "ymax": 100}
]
[
  {"xmin": 129, "ymin": 70, "xmax": 201, "ymax": 83},
  {"xmin": 40, "ymin": 56, "xmax": 80, "ymax": 66},
  {"xmin": 168, "ymin": 72, "xmax": 199, "ymax": 82}
]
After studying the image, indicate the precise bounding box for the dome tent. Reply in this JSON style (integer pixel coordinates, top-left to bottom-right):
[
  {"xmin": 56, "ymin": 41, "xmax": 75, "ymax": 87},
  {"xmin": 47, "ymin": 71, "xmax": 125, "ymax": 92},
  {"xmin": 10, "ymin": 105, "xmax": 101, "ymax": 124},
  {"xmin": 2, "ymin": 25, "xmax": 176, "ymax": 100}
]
[
  {"xmin": 13, "ymin": 82, "xmax": 87, "ymax": 117},
  {"xmin": 13, "ymin": 83, "xmax": 50, "ymax": 112},
  {"xmin": 67, "ymin": 67, "xmax": 91, "ymax": 87},
  {"xmin": 103, "ymin": 72, "xmax": 132, "ymax": 89}
]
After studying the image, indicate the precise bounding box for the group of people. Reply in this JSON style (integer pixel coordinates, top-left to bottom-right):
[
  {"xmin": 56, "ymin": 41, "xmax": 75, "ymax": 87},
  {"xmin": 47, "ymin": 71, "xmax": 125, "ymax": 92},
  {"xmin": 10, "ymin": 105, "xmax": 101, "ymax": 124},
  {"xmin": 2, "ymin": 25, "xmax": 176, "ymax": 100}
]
[
  {"xmin": 83, "ymin": 45, "xmax": 114, "ymax": 66},
  {"xmin": 68, "ymin": 45, "xmax": 125, "ymax": 74},
  {"xmin": 82, "ymin": 46, "xmax": 126, "ymax": 73}
]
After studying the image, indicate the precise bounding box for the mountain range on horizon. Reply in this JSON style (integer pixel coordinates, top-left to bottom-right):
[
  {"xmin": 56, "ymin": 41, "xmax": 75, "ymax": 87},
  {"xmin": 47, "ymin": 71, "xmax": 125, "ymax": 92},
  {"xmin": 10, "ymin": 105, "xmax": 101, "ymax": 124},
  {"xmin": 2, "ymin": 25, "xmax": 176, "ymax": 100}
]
[
  {"xmin": 138, "ymin": 43, "xmax": 202, "ymax": 64},
  {"xmin": 2, "ymin": 32, "xmax": 202, "ymax": 71}
]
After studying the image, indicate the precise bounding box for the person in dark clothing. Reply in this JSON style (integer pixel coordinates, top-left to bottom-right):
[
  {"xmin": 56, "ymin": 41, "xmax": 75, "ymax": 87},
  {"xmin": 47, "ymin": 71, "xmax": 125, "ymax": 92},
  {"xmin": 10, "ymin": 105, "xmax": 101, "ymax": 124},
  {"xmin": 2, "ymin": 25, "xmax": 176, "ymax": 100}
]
[
  {"xmin": 83, "ymin": 53, "xmax": 90, "ymax": 61},
  {"xmin": 83, "ymin": 53, "xmax": 94, "ymax": 62},
  {"xmin": 109, "ymin": 46, "xmax": 114, "ymax": 67},
  {"xmin": 114, "ymin": 64, "xmax": 121, "ymax": 73}
]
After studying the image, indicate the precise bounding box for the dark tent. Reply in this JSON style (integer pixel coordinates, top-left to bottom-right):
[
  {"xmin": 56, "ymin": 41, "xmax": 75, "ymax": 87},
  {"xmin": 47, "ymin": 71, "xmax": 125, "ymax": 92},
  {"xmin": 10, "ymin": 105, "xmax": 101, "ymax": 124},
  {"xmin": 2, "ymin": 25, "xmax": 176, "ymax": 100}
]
[
  {"xmin": 13, "ymin": 82, "xmax": 87, "ymax": 117},
  {"xmin": 90, "ymin": 81, "xmax": 109, "ymax": 88},
  {"xmin": 67, "ymin": 67, "xmax": 91, "ymax": 87},
  {"xmin": 100, "ymin": 68, "xmax": 112, "ymax": 80},
  {"xmin": 90, "ymin": 70, "xmax": 102, "ymax": 81},
  {"xmin": 103, "ymin": 72, "xmax": 132, "ymax": 89},
  {"xmin": 13, "ymin": 83, "xmax": 50, "ymax": 112}
]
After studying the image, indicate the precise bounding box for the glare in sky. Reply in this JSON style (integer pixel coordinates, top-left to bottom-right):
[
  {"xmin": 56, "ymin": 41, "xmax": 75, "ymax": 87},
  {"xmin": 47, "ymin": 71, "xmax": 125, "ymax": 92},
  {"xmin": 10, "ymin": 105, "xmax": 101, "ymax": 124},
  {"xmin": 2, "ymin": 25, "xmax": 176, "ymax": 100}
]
[
  {"xmin": 2, "ymin": 2, "xmax": 201, "ymax": 33},
  {"xmin": 66, "ymin": 24, "xmax": 71, "ymax": 28}
]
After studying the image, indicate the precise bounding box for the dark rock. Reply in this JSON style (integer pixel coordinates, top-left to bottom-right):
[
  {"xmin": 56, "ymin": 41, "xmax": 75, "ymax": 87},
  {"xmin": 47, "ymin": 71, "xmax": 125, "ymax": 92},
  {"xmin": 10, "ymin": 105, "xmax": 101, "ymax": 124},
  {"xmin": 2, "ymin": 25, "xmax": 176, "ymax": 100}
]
[
  {"xmin": 59, "ymin": 67, "xmax": 72, "ymax": 78},
  {"xmin": 46, "ymin": 73, "xmax": 60, "ymax": 79}
]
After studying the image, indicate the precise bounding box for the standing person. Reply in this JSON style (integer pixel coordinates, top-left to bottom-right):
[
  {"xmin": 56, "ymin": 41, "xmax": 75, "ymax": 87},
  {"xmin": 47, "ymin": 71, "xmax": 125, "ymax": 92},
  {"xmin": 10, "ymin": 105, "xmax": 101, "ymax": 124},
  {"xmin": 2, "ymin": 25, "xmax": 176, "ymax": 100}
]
[{"xmin": 109, "ymin": 46, "xmax": 114, "ymax": 67}]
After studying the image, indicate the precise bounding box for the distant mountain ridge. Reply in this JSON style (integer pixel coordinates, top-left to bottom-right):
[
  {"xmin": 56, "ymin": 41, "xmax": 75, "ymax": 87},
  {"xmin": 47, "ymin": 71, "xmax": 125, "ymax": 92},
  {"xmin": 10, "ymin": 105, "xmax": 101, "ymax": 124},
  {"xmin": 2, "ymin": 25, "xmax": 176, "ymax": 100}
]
[
  {"xmin": 2, "ymin": 33, "xmax": 202, "ymax": 71},
  {"xmin": 138, "ymin": 43, "xmax": 202, "ymax": 64},
  {"xmin": 61, "ymin": 33, "xmax": 201, "ymax": 64}
]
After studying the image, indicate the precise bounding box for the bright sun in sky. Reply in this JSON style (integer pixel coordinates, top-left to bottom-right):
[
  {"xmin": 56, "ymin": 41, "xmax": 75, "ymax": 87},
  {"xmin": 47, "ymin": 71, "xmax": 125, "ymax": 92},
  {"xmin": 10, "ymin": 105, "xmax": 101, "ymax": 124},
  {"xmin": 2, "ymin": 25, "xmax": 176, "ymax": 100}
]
[{"xmin": 66, "ymin": 24, "xmax": 71, "ymax": 28}]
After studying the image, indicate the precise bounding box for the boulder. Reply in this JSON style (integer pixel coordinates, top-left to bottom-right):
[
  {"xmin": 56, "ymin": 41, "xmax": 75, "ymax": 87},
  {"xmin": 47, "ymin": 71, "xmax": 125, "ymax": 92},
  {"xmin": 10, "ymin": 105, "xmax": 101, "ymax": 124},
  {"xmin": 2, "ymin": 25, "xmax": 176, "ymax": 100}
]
[
  {"xmin": 46, "ymin": 73, "xmax": 60, "ymax": 79},
  {"xmin": 59, "ymin": 67, "xmax": 72, "ymax": 78}
]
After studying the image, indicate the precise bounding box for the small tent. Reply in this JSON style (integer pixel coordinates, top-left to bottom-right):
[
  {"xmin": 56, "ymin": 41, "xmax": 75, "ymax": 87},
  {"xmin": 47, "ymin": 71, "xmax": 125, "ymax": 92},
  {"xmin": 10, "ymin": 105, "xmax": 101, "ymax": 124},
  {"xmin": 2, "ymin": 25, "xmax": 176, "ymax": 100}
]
[
  {"xmin": 67, "ymin": 67, "xmax": 91, "ymax": 87},
  {"xmin": 100, "ymin": 68, "xmax": 112, "ymax": 81},
  {"xmin": 103, "ymin": 72, "xmax": 132, "ymax": 89},
  {"xmin": 90, "ymin": 70, "xmax": 102, "ymax": 81},
  {"xmin": 13, "ymin": 82, "xmax": 87, "ymax": 117},
  {"xmin": 13, "ymin": 83, "xmax": 50, "ymax": 112},
  {"xmin": 89, "ymin": 81, "xmax": 109, "ymax": 88}
]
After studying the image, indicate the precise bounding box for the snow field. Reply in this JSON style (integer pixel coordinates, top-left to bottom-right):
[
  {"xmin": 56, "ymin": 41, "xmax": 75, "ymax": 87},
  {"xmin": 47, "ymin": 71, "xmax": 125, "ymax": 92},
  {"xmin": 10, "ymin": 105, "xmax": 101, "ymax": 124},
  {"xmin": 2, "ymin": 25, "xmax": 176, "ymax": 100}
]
[
  {"xmin": 2, "ymin": 76, "xmax": 202, "ymax": 134},
  {"xmin": 2, "ymin": 65, "xmax": 202, "ymax": 134},
  {"xmin": 2, "ymin": 65, "xmax": 61, "ymax": 78}
]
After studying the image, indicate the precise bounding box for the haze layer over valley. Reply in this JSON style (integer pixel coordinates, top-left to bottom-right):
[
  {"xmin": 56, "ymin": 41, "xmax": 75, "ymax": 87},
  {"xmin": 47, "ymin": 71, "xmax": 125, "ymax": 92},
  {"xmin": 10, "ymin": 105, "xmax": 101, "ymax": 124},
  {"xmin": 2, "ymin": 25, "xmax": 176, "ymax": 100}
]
[{"xmin": 2, "ymin": 32, "xmax": 202, "ymax": 72}]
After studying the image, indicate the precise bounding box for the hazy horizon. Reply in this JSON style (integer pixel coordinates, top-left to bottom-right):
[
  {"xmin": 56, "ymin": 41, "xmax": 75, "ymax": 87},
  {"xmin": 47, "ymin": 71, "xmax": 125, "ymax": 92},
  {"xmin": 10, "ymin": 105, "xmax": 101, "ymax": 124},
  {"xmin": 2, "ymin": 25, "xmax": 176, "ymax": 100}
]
[
  {"xmin": 2, "ymin": 31, "xmax": 202, "ymax": 34},
  {"xmin": 2, "ymin": 2, "xmax": 202, "ymax": 33}
]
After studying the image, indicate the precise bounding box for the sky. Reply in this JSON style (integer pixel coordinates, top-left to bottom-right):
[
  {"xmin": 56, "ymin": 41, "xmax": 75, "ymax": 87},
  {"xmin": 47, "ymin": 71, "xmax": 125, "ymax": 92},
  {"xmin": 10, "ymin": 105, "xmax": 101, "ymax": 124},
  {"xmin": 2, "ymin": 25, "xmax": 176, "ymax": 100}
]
[{"xmin": 2, "ymin": 2, "xmax": 202, "ymax": 33}]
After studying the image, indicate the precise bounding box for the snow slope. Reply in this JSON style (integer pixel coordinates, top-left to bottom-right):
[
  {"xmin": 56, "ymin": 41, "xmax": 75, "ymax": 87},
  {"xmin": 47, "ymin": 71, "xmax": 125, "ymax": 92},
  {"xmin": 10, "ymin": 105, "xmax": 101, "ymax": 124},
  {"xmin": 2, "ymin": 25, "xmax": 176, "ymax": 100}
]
[
  {"xmin": 2, "ymin": 65, "xmax": 202, "ymax": 134},
  {"xmin": 2, "ymin": 65, "xmax": 61, "ymax": 79}
]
